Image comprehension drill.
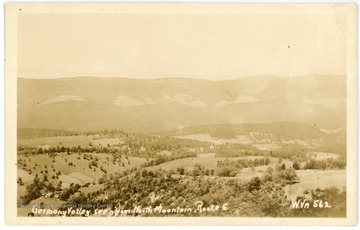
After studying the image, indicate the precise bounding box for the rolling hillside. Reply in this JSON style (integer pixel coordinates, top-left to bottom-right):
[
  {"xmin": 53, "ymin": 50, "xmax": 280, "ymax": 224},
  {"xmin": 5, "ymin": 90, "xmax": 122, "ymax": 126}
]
[{"xmin": 168, "ymin": 122, "xmax": 346, "ymax": 150}]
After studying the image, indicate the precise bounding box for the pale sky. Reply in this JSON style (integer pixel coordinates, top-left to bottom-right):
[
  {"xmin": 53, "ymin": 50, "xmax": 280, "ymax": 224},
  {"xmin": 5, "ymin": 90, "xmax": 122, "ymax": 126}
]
[{"xmin": 18, "ymin": 11, "xmax": 346, "ymax": 80}]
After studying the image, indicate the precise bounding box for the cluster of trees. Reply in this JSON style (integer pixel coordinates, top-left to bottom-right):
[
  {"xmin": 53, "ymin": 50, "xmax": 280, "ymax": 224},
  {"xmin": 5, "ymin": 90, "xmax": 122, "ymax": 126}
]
[
  {"xmin": 20, "ymin": 175, "xmax": 55, "ymax": 204},
  {"xmin": 303, "ymin": 159, "xmax": 346, "ymax": 170},
  {"xmin": 274, "ymin": 165, "xmax": 299, "ymax": 185},
  {"xmin": 19, "ymin": 173, "xmax": 84, "ymax": 204},
  {"xmin": 215, "ymin": 144, "xmax": 258, "ymax": 157},
  {"xmin": 18, "ymin": 145, "xmax": 90, "ymax": 156},
  {"xmin": 17, "ymin": 128, "xmax": 81, "ymax": 139},
  {"xmin": 17, "ymin": 157, "xmax": 28, "ymax": 171},
  {"xmin": 216, "ymin": 166, "xmax": 238, "ymax": 177},
  {"xmin": 270, "ymin": 144, "xmax": 310, "ymax": 162},
  {"xmin": 214, "ymin": 143, "xmax": 313, "ymax": 163},
  {"xmin": 162, "ymin": 164, "xmax": 216, "ymax": 177},
  {"xmin": 59, "ymin": 183, "xmax": 81, "ymax": 201},
  {"xmin": 218, "ymin": 158, "xmax": 270, "ymax": 169},
  {"xmin": 18, "ymin": 128, "xmax": 130, "ymax": 140},
  {"xmin": 17, "ymin": 177, "xmax": 24, "ymax": 186},
  {"xmin": 17, "ymin": 146, "xmax": 39, "ymax": 155},
  {"xmin": 215, "ymin": 158, "xmax": 270, "ymax": 177}
]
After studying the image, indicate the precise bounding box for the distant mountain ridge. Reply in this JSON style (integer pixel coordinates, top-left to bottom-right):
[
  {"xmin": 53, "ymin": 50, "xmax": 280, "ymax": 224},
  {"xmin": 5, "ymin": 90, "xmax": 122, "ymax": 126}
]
[
  {"xmin": 18, "ymin": 75, "xmax": 346, "ymax": 133},
  {"xmin": 166, "ymin": 122, "xmax": 331, "ymax": 140}
]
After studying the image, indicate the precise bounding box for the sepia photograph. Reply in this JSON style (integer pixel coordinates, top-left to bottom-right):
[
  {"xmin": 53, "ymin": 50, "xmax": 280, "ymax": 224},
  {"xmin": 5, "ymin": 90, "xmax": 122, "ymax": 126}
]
[{"xmin": 4, "ymin": 2, "xmax": 357, "ymax": 225}]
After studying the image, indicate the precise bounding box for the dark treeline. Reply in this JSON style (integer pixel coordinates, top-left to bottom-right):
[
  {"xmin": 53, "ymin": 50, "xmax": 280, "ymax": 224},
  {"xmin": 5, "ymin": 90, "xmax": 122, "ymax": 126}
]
[
  {"xmin": 270, "ymin": 144, "xmax": 310, "ymax": 162},
  {"xmin": 215, "ymin": 144, "xmax": 259, "ymax": 157},
  {"xmin": 18, "ymin": 128, "xmax": 82, "ymax": 139},
  {"xmin": 303, "ymin": 159, "xmax": 346, "ymax": 170},
  {"xmin": 215, "ymin": 144, "xmax": 312, "ymax": 162},
  {"xmin": 216, "ymin": 158, "xmax": 271, "ymax": 177},
  {"xmin": 217, "ymin": 158, "xmax": 271, "ymax": 169}
]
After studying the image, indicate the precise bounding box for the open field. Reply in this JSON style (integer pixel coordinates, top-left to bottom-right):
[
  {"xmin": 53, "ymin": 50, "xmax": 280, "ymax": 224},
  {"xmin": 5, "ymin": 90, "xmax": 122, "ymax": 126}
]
[
  {"xmin": 18, "ymin": 135, "xmax": 91, "ymax": 148},
  {"xmin": 17, "ymin": 168, "xmax": 35, "ymax": 182},
  {"xmin": 285, "ymin": 169, "xmax": 346, "ymax": 200}
]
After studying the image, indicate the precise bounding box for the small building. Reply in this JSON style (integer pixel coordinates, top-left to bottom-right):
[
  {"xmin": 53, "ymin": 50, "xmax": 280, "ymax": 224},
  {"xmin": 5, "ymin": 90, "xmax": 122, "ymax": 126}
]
[
  {"xmin": 139, "ymin": 146, "xmax": 146, "ymax": 152},
  {"xmin": 157, "ymin": 150, "xmax": 172, "ymax": 156},
  {"xmin": 44, "ymin": 192, "xmax": 53, "ymax": 198}
]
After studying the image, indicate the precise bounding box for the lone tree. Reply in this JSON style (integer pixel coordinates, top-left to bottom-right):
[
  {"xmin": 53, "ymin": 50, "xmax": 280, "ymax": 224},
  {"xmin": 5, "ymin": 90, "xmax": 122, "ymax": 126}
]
[
  {"xmin": 293, "ymin": 162, "xmax": 301, "ymax": 170},
  {"xmin": 17, "ymin": 177, "xmax": 24, "ymax": 186}
]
